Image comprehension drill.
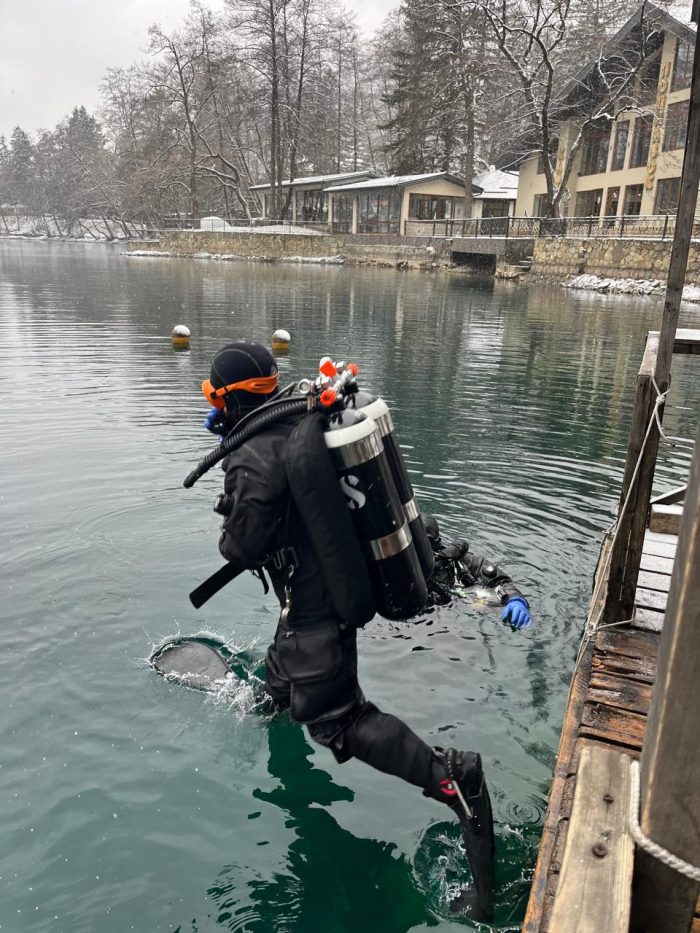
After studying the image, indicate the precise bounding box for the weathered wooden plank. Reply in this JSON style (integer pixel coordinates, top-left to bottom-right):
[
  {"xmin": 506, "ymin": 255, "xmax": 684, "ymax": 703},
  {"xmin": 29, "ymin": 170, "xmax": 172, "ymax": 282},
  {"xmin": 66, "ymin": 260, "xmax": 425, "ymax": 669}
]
[
  {"xmin": 640, "ymin": 552, "xmax": 675, "ymax": 574},
  {"xmin": 580, "ymin": 702, "xmax": 646, "ymax": 749},
  {"xmin": 673, "ymin": 328, "xmax": 700, "ymax": 354},
  {"xmin": 649, "ymin": 504, "xmax": 684, "ymax": 535},
  {"xmin": 587, "ymin": 672, "xmax": 653, "ymax": 715},
  {"xmin": 635, "ymin": 587, "xmax": 669, "ymax": 611},
  {"xmin": 650, "ymin": 485, "xmax": 687, "ymax": 507},
  {"xmin": 550, "ymin": 818, "xmax": 571, "ymax": 875},
  {"xmin": 642, "ymin": 536, "xmax": 678, "ymax": 559},
  {"xmin": 638, "ymin": 569, "xmax": 673, "ymax": 592},
  {"xmin": 548, "ymin": 746, "xmax": 634, "ymax": 933},
  {"xmin": 591, "ymin": 651, "xmax": 657, "ymax": 684},
  {"xmin": 523, "ymin": 644, "xmax": 595, "ymax": 933},
  {"xmin": 644, "ymin": 529, "xmax": 681, "ymax": 544},
  {"xmin": 632, "ymin": 607, "xmax": 665, "ymax": 633},
  {"xmin": 594, "ymin": 627, "xmax": 660, "ymax": 659}
]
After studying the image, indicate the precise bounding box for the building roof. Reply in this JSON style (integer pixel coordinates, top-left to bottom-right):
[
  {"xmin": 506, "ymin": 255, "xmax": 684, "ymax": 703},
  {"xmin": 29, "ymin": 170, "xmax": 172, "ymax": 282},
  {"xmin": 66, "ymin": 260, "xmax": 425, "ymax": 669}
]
[
  {"xmin": 565, "ymin": 2, "xmax": 695, "ymax": 97},
  {"xmin": 325, "ymin": 172, "xmax": 476, "ymax": 193},
  {"xmin": 472, "ymin": 168, "xmax": 519, "ymax": 200},
  {"xmin": 250, "ymin": 170, "xmax": 375, "ymax": 191}
]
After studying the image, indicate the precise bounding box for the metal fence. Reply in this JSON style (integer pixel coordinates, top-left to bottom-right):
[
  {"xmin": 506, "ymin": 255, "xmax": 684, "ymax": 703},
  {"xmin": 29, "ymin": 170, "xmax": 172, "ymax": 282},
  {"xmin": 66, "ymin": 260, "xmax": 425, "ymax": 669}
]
[{"xmin": 403, "ymin": 214, "xmax": 698, "ymax": 240}]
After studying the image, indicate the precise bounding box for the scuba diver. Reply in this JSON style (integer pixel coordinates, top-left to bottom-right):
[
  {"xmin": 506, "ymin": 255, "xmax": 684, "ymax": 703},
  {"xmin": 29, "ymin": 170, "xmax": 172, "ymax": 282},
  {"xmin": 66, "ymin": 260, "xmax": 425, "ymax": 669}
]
[
  {"xmin": 422, "ymin": 514, "xmax": 531, "ymax": 629},
  {"xmin": 181, "ymin": 341, "xmax": 517, "ymax": 923}
]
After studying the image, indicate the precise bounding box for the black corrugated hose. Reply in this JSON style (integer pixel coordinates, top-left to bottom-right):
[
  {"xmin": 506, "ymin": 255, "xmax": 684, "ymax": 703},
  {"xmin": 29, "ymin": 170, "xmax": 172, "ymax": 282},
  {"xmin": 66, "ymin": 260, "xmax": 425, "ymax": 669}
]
[{"xmin": 183, "ymin": 397, "xmax": 310, "ymax": 488}]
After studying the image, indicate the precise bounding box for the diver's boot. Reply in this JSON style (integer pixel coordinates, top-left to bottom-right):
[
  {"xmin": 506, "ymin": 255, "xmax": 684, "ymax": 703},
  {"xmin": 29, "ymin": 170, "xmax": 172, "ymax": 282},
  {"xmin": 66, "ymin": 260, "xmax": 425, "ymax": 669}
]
[{"xmin": 425, "ymin": 747, "xmax": 495, "ymax": 923}]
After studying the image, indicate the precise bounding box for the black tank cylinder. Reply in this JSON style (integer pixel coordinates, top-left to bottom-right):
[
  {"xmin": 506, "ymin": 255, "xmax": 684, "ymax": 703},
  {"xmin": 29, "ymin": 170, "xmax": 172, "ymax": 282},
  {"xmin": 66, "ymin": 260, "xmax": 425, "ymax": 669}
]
[
  {"xmin": 325, "ymin": 411, "xmax": 427, "ymax": 620},
  {"xmin": 350, "ymin": 392, "xmax": 434, "ymax": 581}
]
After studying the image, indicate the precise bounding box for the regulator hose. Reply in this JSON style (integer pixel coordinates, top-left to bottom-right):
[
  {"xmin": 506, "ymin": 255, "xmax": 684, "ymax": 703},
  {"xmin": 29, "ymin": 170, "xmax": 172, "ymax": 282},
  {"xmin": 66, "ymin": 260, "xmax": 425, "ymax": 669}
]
[{"xmin": 183, "ymin": 397, "xmax": 310, "ymax": 488}]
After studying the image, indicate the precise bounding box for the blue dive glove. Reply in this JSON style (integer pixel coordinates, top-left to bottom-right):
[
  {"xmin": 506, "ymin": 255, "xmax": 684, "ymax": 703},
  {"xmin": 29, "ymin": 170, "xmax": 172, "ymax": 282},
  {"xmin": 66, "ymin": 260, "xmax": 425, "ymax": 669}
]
[
  {"xmin": 203, "ymin": 406, "xmax": 226, "ymax": 437},
  {"xmin": 502, "ymin": 596, "xmax": 531, "ymax": 630}
]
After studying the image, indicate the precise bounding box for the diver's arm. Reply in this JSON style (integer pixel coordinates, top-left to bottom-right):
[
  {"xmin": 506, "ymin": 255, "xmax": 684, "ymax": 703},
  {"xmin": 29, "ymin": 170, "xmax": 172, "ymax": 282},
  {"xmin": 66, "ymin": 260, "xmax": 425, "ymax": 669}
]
[
  {"xmin": 457, "ymin": 551, "xmax": 524, "ymax": 603},
  {"xmin": 217, "ymin": 442, "xmax": 286, "ymax": 570}
]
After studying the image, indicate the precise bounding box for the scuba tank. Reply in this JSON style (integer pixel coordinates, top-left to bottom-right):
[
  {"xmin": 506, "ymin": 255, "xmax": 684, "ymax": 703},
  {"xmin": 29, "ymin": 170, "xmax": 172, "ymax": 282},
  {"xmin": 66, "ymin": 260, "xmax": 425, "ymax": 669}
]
[
  {"xmin": 324, "ymin": 408, "xmax": 427, "ymax": 620},
  {"xmin": 350, "ymin": 391, "xmax": 434, "ymax": 581}
]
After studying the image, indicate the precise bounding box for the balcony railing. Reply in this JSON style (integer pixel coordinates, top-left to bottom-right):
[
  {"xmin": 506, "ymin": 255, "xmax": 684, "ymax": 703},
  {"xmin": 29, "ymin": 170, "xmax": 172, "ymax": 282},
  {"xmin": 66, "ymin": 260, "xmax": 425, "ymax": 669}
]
[{"xmin": 402, "ymin": 214, "xmax": 698, "ymax": 240}]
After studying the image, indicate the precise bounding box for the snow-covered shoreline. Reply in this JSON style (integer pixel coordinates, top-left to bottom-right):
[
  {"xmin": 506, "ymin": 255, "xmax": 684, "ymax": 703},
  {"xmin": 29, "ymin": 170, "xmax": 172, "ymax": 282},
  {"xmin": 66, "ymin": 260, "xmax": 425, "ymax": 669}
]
[
  {"xmin": 563, "ymin": 273, "xmax": 700, "ymax": 303},
  {"xmin": 127, "ymin": 249, "xmax": 344, "ymax": 265}
]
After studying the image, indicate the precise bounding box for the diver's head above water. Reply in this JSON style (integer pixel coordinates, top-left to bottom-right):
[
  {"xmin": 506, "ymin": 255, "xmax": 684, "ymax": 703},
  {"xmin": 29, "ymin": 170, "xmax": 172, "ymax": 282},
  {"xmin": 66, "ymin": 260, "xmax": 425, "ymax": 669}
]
[{"xmin": 202, "ymin": 341, "xmax": 280, "ymax": 429}]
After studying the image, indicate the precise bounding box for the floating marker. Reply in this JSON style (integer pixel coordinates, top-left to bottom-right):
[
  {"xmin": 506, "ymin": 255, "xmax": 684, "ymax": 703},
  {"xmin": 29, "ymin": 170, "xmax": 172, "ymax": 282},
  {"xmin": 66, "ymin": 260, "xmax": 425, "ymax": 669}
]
[
  {"xmin": 172, "ymin": 324, "xmax": 191, "ymax": 349},
  {"xmin": 271, "ymin": 328, "xmax": 291, "ymax": 352}
]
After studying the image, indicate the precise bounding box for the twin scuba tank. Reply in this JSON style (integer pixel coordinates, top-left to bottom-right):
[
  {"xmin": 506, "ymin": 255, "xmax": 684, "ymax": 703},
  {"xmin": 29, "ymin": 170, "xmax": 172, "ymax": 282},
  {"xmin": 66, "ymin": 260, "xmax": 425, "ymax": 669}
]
[{"xmin": 315, "ymin": 365, "xmax": 434, "ymax": 622}]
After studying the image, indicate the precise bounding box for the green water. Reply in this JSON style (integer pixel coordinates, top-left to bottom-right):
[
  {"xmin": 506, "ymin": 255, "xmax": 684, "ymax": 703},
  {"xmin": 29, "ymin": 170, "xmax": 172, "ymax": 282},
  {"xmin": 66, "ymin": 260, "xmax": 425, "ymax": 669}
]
[{"xmin": 1, "ymin": 241, "xmax": 699, "ymax": 933}]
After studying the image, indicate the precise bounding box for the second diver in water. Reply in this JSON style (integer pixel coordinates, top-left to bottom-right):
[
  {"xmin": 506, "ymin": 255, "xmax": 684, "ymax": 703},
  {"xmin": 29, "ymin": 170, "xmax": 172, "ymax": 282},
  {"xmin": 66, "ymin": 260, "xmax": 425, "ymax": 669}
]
[
  {"xmin": 422, "ymin": 513, "xmax": 532, "ymax": 629},
  {"xmin": 189, "ymin": 342, "xmax": 533, "ymax": 923}
]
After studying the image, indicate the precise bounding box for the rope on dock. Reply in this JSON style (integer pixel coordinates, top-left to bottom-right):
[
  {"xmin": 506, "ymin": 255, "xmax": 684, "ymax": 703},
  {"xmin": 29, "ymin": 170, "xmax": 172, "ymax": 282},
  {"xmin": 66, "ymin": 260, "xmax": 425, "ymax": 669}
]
[
  {"xmin": 572, "ymin": 378, "xmax": 670, "ymax": 674},
  {"xmin": 629, "ymin": 759, "xmax": 700, "ymax": 882}
]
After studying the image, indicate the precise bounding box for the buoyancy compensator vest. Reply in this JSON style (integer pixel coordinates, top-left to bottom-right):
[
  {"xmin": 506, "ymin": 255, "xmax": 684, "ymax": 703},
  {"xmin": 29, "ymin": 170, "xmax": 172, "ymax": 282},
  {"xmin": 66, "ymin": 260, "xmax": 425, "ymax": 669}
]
[{"xmin": 350, "ymin": 392, "xmax": 434, "ymax": 581}]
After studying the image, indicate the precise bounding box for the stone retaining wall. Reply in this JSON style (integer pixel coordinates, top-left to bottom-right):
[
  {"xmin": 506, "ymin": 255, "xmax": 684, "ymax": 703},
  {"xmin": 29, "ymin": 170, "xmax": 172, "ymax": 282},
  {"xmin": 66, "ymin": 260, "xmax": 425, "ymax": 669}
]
[
  {"xmin": 128, "ymin": 229, "xmax": 345, "ymax": 258},
  {"xmin": 531, "ymin": 237, "xmax": 700, "ymax": 284}
]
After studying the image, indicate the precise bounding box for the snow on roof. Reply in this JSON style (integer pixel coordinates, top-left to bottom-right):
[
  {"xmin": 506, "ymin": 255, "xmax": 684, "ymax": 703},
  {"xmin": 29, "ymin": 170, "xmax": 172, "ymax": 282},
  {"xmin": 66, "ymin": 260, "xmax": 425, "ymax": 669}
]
[
  {"xmin": 472, "ymin": 168, "xmax": 519, "ymax": 200},
  {"xmin": 250, "ymin": 170, "xmax": 375, "ymax": 191},
  {"xmin": 325, "ymin": 172, "xmax": 472, "ymax": 192}
]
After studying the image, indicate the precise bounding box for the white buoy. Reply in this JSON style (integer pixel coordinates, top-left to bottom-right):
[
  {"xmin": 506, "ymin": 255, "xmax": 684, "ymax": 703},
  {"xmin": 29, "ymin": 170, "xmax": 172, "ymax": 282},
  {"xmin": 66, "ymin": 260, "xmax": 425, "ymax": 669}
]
[
  {"xmin": 172, "ymin": 324, "xmax": 191, "ymax": 348},
  {"xmin": 271, "ymin": 328, "xmax": 291, "ymax": 352}
]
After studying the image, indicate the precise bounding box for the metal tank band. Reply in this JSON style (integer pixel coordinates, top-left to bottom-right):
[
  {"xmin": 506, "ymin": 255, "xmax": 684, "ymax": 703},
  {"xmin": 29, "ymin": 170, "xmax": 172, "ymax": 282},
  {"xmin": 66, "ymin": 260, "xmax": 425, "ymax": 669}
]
[{"xmin": 368, "ymin": 524, "xmax": 412, "ymax": 560}]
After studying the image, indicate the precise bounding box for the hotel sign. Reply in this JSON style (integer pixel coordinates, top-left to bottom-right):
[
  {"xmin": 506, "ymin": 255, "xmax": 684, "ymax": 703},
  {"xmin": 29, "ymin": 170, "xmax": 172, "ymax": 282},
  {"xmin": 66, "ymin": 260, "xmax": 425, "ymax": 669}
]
[{"xmin": 645, "ymin": 60, "xmax": 672, "ymax": 190}]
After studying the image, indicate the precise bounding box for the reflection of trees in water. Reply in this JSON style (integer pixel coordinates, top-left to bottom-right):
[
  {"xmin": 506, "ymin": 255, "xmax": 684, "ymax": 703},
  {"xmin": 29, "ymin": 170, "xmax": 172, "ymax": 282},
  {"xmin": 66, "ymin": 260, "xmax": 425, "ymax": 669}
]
[{"xmin": 207, "ymin": 719, "xmax": 431, "ymax": 933}]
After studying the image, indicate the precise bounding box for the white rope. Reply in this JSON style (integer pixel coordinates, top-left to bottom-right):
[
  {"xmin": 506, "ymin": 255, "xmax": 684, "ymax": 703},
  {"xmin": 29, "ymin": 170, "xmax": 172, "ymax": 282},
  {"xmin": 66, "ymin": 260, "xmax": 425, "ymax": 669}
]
[
  {"xmin": 629, "ymin": 759, "xmax": 700, "ymax": 882},
  {"xmin": 571, "ymin": 377, "xmax": 671, "ymax": 675}
]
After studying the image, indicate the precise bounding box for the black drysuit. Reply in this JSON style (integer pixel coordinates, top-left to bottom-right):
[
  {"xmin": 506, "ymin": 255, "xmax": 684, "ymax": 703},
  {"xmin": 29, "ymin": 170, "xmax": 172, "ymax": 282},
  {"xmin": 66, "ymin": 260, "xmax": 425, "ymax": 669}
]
[
  {"xmin": 217, "ymin": 420, "xmax": 442, "ymax": 792},
  {"xmin": 427, "ymin": 539, "xmax": 524, "ymax": 607}
]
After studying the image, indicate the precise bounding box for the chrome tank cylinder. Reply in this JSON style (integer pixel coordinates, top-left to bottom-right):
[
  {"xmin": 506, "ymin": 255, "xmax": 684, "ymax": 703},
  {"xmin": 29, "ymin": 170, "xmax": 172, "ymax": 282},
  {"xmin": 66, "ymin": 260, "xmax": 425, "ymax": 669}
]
[{"xmin": 324, "ymin": 410, "xmax": 427, "ymax": 620}]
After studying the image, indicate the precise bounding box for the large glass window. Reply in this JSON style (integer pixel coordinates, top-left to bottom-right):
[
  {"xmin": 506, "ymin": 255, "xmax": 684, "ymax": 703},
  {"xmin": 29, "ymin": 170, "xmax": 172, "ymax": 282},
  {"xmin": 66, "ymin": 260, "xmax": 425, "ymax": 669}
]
[
  {"xmin": 481, "ymin": 199, "xmax": 510, "ymax": 218},
  {"xmin": 579, "ymin": 126, "xmax": 610, "ymax": 176},
  {"xmin": 533, "ymin": 194, "xmax": 549, "ymax": 217},
  {"xmin": 654, "ymin": 177, "xmax": 681, "ymax": 214},
  {"xmin": 672, "ymin": 41, "xmax": 694, "ymax": 91},
  {"xmin": 408, "ymin": 194, "xmax": 460, "ymax": 220},
  {"xmin": 605, "ymin": 187, "xmax": 620, "ymax": 217},
  {"xmin": 611, "ymin": 121, "xmax": 629, "ymax": 171},
  {"xmin": 358, "ymin": 190, "xmax": 401, "ymax": 233},
  {"xmin": 295, "ymin": 188, "xmax": 327, "ymax": 222},
  {"xmin": 575, "ymin": 188, "xmax": 603, "ymax": 217},
  {"xmin": 630, "ymin": 117, "xmax": 653, "ymax": 167},
  {"xmin": 332, "ymin": 195, "xmax": 353, "ymax": 232},
  {"xmin": 623, "ymin": 183, "xmax": 644, "ymax": 216},
  {"xmin": 663, "ymin": 101, "xmax": 689, "ymax": 151}
]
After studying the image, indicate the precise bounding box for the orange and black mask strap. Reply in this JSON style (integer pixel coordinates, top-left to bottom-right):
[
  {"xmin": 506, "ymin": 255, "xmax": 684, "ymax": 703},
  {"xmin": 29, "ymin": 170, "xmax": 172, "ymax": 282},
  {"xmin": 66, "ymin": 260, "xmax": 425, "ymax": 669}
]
[{"xmin": 202, "ymin": 374, "xmax": 280, "ymax": 408}]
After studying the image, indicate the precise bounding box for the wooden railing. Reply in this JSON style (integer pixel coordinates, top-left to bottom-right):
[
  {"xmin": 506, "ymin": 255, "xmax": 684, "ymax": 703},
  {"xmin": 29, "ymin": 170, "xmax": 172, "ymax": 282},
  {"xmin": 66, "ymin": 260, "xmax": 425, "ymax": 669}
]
[
  {"xmin": 603, "ymin": 329, "xmax": 700, "ymax": 624},
  {"xmin": 402, "ymin": 214, "xmax": 700, "ymax": 240}
]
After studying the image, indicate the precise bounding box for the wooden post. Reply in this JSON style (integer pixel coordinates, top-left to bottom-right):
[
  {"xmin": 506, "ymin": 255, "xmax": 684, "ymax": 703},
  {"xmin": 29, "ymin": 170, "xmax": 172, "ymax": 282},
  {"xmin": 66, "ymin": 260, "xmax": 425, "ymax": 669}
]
[
  {"xmin": 630, "ymin": 414, "xmax": 700, "ymax": 932},
  {"xmin": 603, "ymin": 334, "xmax": 661, "ymax": 622},
  {"xmin": 656, "ymin": 31, "xmax": 700, "ymax": 394}
]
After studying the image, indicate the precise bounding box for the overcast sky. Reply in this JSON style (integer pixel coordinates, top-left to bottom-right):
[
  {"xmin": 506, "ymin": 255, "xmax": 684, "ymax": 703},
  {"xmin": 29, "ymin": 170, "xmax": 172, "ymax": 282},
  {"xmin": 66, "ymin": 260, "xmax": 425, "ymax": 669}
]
[{"xmin": 0, "ymin": 0, "xmax": 399, "ymax": 142}]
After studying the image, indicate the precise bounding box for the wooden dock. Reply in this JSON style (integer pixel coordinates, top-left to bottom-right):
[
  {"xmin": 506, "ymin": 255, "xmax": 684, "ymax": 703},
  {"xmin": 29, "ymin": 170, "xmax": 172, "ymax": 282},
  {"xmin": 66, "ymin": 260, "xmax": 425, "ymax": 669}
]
[{"xmin": 523, "ymin": 530, "xmax": 680, "ymax": 932}]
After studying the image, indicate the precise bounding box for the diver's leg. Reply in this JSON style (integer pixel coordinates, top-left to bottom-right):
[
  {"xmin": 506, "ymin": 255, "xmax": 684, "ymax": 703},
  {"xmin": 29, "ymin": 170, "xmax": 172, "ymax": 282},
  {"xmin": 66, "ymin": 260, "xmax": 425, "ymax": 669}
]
[
  {"xmin": 274, "ymin": 620, "xmax": 495, "ymax": 921},
  {"xmin": 264, "ymin": 627, "xmax": 291, "ymax": 711}
]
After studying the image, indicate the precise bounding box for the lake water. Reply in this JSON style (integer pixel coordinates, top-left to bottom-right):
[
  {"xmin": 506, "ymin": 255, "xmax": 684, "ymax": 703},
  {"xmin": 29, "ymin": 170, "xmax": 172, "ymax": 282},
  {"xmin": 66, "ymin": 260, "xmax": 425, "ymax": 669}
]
[{"xmin": 1, "ymin": 241, "xmax": 699, "ymax": 933}]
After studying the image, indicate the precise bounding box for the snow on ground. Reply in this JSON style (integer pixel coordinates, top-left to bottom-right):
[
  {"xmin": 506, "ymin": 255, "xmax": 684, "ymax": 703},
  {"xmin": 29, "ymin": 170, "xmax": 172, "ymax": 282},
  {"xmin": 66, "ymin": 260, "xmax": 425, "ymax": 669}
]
[
  {"xmin": 226, "ymin": 224, "xmax": 325, "ymax": 236},
  {"xmin": 563, "ymin": 273, "xmax": 700, "ymax": 303},
  {"xmin": 127, "ymin": 249, "xmax": 343, "ymax": 265}
]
